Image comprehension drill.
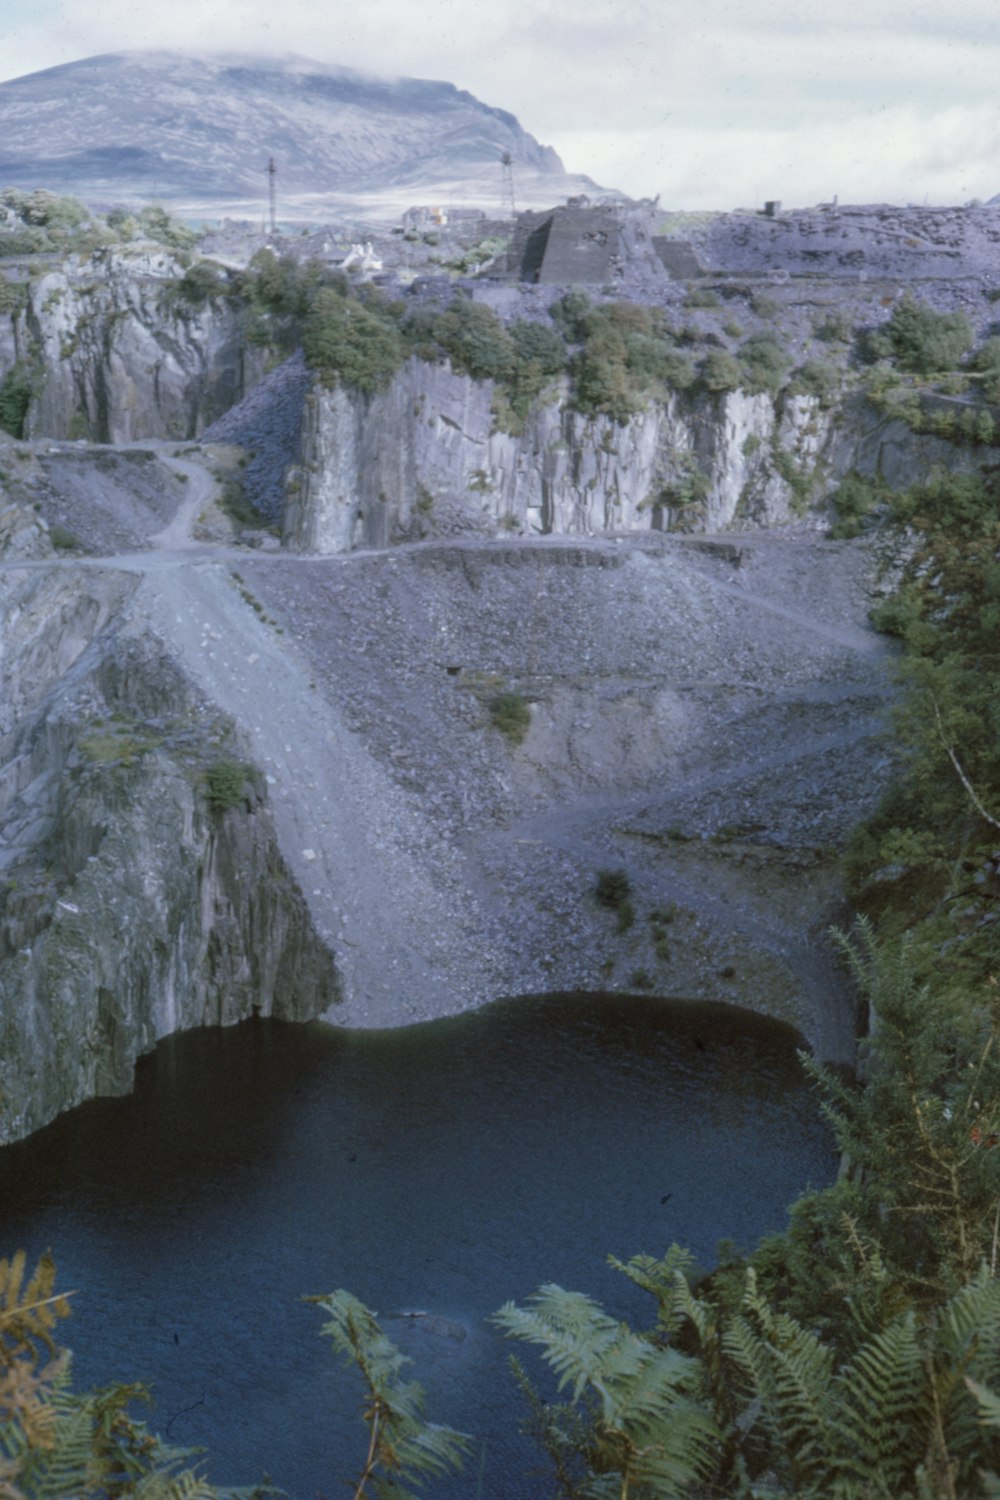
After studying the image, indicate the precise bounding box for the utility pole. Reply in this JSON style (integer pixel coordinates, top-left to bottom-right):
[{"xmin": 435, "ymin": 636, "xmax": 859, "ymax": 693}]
[
  {"xmin": 267, "ymin": 156, "xmax": 277, "ymax": 236},
  {"xmin": 500, "ymin": 150, "xmax": 516, "ymax": 219}
]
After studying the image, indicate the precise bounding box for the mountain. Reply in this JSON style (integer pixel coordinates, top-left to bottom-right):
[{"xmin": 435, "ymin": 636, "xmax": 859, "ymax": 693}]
[{"xmin": 0, "ymin": 51, "xmax": 605, "ymax": 223}]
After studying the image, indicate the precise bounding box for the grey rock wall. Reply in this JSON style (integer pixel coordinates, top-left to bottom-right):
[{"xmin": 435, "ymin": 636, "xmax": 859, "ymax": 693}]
[
  {"xmin": 0, "ymin": 247, "xmax": 260, "ymax": 443},
  {"xmin": 283, "ymin": 361, "xmax": 1000, "ymax": 553},
  {"xmin": 0, "ymin": 520, "xmax": 336, "ymax": 1143},
  {"xmin": 283, "ymin": 359, "xmax": 829, "ymax": 551}
]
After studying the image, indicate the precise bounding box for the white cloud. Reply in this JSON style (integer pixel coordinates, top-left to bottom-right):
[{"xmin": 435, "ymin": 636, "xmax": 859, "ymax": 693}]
[
  {"xmin": 3, "ymin": 0, "xmax": 1000, "ymax": 207},
  {"xmin": 559, "ymin": 101, "xmax": 1000, "ymax": 208}
]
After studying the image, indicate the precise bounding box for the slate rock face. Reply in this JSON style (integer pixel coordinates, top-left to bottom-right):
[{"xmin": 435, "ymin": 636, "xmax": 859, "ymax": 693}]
[{"xmin": 0, "ymin": 246, "xmax": 255, "ymax": 443}]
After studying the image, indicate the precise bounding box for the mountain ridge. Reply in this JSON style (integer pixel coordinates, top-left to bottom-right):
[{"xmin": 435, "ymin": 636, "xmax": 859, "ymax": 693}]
[{"xmin": 0, "ymin": 50, "xmax": 606, "ymax": 222}]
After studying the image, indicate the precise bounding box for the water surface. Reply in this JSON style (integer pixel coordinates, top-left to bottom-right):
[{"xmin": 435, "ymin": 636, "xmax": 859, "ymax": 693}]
[{"xmin": 0, "ymin": 994, "xmax": 836, "ymax": 1497}]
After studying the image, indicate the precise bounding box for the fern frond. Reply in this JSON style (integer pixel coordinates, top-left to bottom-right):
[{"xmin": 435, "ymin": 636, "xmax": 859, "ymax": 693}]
[
  {"xmin": 494, "ymin": 1286, "xmax": 638, "ymax": 1405},
  {"xmin": 831, "ymin": 1310, "xmax": 924, "ymax": 1491},
  {"xmin": 497, "ymin": 1282, "xmax": 721, "ymax": 1496},
  {"xmin": 0, "ymin": 1258, "xmax": 72, "ymax": 1369},
  {"xmin": 607, "ymin": 1245, "xmax": 698, "ymax": 1339},
  {"xmin": 131, "ymin": 1469, "xmax": 218, "ymax": 1500},
  {"xmin": 723, "ymin": 1273, "xmax": 837, "ymax": 1487},
  {"xmin": 967, "ymin": 1377, "xmax": 1000, "ymax": 1429},
  {"xmin": 940, "ymin": 1267, "xmax": 1000, "ymax": 1367},
  {"xmin": 311, "ymin": 1290, "xmax": 468, "ymax": 1498}
]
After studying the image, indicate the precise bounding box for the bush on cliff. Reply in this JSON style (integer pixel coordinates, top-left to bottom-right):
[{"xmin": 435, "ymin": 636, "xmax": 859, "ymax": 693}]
[
  {"xmin": 863, "ymin": 295, "xmax": 973, "ymax": 374},
  {"xmin": 0, "ymin": 363, "xmax": 34, "ymax": 438},
  {"xmin": 302, "ymin": 286, "xmax": 403, "ymax": 395},
  {"xmin": 425, "ymin": 297, "xmax": 516, "ymax": 383},
  {"xmin": 698, "ymin": 348, "xmax": 743, "ymax": 394},
  {"xmin": 739, "ymin": 332, "xmax": 791, "ymax": 395}
]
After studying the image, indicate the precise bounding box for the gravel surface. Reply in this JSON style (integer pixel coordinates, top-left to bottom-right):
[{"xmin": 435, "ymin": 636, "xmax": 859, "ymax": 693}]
[{"xmin": 1, "ymin": 444, "xmax": 897, "ymax": 1058}]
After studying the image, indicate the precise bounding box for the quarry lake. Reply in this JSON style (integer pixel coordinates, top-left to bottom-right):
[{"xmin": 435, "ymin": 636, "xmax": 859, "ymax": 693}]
[{"xmin": 0, "ymin": 994, "xmax": 836, "ymax": 1498}]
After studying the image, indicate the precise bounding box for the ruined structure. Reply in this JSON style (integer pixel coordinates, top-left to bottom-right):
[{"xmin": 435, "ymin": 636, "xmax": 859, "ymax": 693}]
[{"xmin": 505, "ymin": 204, "xmax": 625, "ymax": 283}]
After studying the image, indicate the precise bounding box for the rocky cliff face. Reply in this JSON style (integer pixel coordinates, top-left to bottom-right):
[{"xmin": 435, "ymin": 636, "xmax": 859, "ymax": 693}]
[
  {"xmin": 282, "ymin": 359, "xmax": 1000, "ymax": 552},
  {"xmin": 1, "ymin": 247, "xmax": 257, "ymax": 443},
  {"xmin": 282, "ymin": 361, "xmax": 811, "ymax": 551},
  {"xmin": 0, "ymin": 500, "xmax": 336, "ymax": 1143}
]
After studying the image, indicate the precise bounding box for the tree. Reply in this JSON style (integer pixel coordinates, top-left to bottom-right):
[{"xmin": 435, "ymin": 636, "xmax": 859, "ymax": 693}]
[{"xmin": 302, "ymin": 289, "xmax": 403, "ymax": 395}]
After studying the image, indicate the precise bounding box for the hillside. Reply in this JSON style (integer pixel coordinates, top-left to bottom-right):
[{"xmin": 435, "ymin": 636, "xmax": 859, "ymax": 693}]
[{"xmin": 0, "ymin": 50, "xmax": 605, "ymax": 223}]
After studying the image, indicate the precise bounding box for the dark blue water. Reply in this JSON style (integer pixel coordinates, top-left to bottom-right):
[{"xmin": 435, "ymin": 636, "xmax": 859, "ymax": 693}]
[{"xmin": 0, "ymin": 994, "xmax": 836, "ymax": 1498}]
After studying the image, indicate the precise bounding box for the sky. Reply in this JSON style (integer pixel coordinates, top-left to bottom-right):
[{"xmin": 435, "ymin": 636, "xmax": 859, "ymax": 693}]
[{"xmin": 2, "ymin": 0, "xmax": 999, "ymax": 210}]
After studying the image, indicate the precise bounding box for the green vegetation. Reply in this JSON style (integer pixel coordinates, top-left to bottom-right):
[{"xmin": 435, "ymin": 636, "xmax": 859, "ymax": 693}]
[
  {"xmin": 217, "ymin": 473, "xmax": 270, "ymax": 531},
  {"xmin": 970, "ymin": 335, "xmax": 1000, "ymax": 403},
  {"xmin": 302, "ymin": 286, "xmax": 404, "ymax": 396},
  {"xmin": 813, "ymin": 308, "xmax": 855, "ymax": 343},
  {"xmin": 488, "ymin": 689, "xmax": 531, "ymax": 745},
  {"xmin": 1, "ymin": 1251, "xmax": 464, "ymax": 1500},
  {"xmin": 0, "ymin": 364, "xmax": 34, "ymax": 438},
  {"xmin": 683, "ymin": 285, "xmax": 721, "ymax": 309},
  {"xmin": 828, "ymin": 469, "xmax": 890, "ymax": 538},
  {"xmin": 0, "ymin": 280, "xmax": 28, "ymax": 316},
  {"xmin": 173, "ymin": 260, "xmax": 228, "ymax": 306},
  {"xmin": 739, "ymin": 332, "xmax": 791, "ymax": 396},
  {"xmin": 309, "ymin": 1290, "xmax": 469, "ymax": 1497},
  {"xmin": 697, "ymin": 348, "xmax": 743, "ymax": 394},
  {"xmin": 863, "ymin": 295, "xmax": 973, "ymax": 374},
  {"xmin": 772, "ymin": 447, "xmax": 814, "ymax": 514},
  {"xmin": 595, "ymin": 867, "xmax": 635, "ymax": 932},
  {"xmin": 79, "ymin": 720, "xmax": 162, "ymax": 766},
  {"xmin": 202, "ymin": 758, "xmax": 250, "ymax": 812},
  {"xmin": 789, "ymin": 356, "xmax": 841, "ymax": 403},
  {"xmin": 47, "ymin": 524, "xmax": 81, "ymax": 552},
  {"xmin": 0, "ymin": 190, "xmax": 196, "ymax": 258}
]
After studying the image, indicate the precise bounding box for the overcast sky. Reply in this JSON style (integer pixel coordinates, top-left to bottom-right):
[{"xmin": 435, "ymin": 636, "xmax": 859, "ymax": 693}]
[{"xmin": 2, "ymin": 0, "xmax": 999, "ymax": 209}]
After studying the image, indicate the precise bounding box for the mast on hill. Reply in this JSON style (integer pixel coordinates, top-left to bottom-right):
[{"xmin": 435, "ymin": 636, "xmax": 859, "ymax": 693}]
[
  {"xmin": 500, "ymin": 150, "xmax": 516, "ymax": 218},
  {"xmin": 267, "ymin": 157, "xmax": 277, "ymax": 235}
]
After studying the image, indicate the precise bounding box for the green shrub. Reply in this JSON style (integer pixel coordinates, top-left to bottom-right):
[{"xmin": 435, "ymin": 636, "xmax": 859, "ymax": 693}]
[
  {"xmin": 683, "ymin": 285, "xmax": 721, "ymax": 309},
  {"xmin": 790, "ymin": 357, "xmax": 841, "ymax": 403},
  {"xmin": 548, "ymin": 288, "xmax": 594, "ymax": 343},
  {"xmin": 203, "ymin": 758, "xmax": 250, "ymax": 811},
  {"xmin": 510, "ymin": 319, "xmax": 565, "ymax": 375},
  {"xmin": 864, "ymin": 296, "xmax": 973, "ymax": 374},
  {"xmin": 772, "ymin": 447, "xmax": 813, "ymax": 512},
  {"xmin": 303, "ymin": 287, "xmax": 403, "ymax": 395},
  {"xmin": 739, "ymin": 332, "xmax": 791, "ymax": 395},
  {"xmin": 48, "ymin": 523, "xmax": 81, "ymax": 551},
  {"xmin": 698, "ymin": 348, "xmax": 743, "ymax": 393},
  {"xmin": 623, "ymin": 333, "xmax": 695, "ymax": 392},
  {"xmin": 661, "ymin": 458, "xmax": 710, "ymax": 511},
  {"xmin": 571, "ymin": 343, "xmax": 643, "ymax": 423},
  {"xmin": 813, "ymin": 308, "xmax": 855, "ymax": 342},
  {"xmin": 828, "ymin": 470, "xmax": 888, "ymax": 537},
  {"xmin": 595, "ymin": 868, "xmax": 631, "ymax": 909},
  {"xmin": 431, "ymin": 298, "xmax": 515, "ymax": 382},
  {"xmin": 0, "ymin": 228, "xmax": 47, "ymax": 257},
  {"xmin": 970, "ymin": 335, "xmax": 1000, "ymax": 402},
  {"xmin": 750, "ymin": 292, "xmax": 780, "ymax": 318},
  {"xmin": 0, "ymin": 279, "xmax": 28, "ymax": 315},
  {"xmin": 0, "ymin": 364, "xmax": 34, "ymax": 438},
  {"xmin": 135, "ymin": 204, "xmax": 197, "ymax": 251},
  {"xmin": 489, "ymin": 690, "xmax": 531, "ymax": 744},
  {"xmin": 175, "ymin": 260, "xmax": 227, "ymax": 305}
]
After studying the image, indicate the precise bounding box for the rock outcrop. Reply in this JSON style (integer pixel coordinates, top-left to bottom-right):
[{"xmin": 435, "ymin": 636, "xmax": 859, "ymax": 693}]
[
  {"xmin": 282, "ymin": 360, "xmax": 817, "ymax": 551},
  {"xmin": 282, "ymin": 359, "xmax": 1000, "ymax": 552},
  {"xmin": 0, "ymin": 504, "xmax": 336, "ymax": 1142},
  {"xmin": 0, "ymin": 247, "xmax": 256, "ymax": 443}
]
